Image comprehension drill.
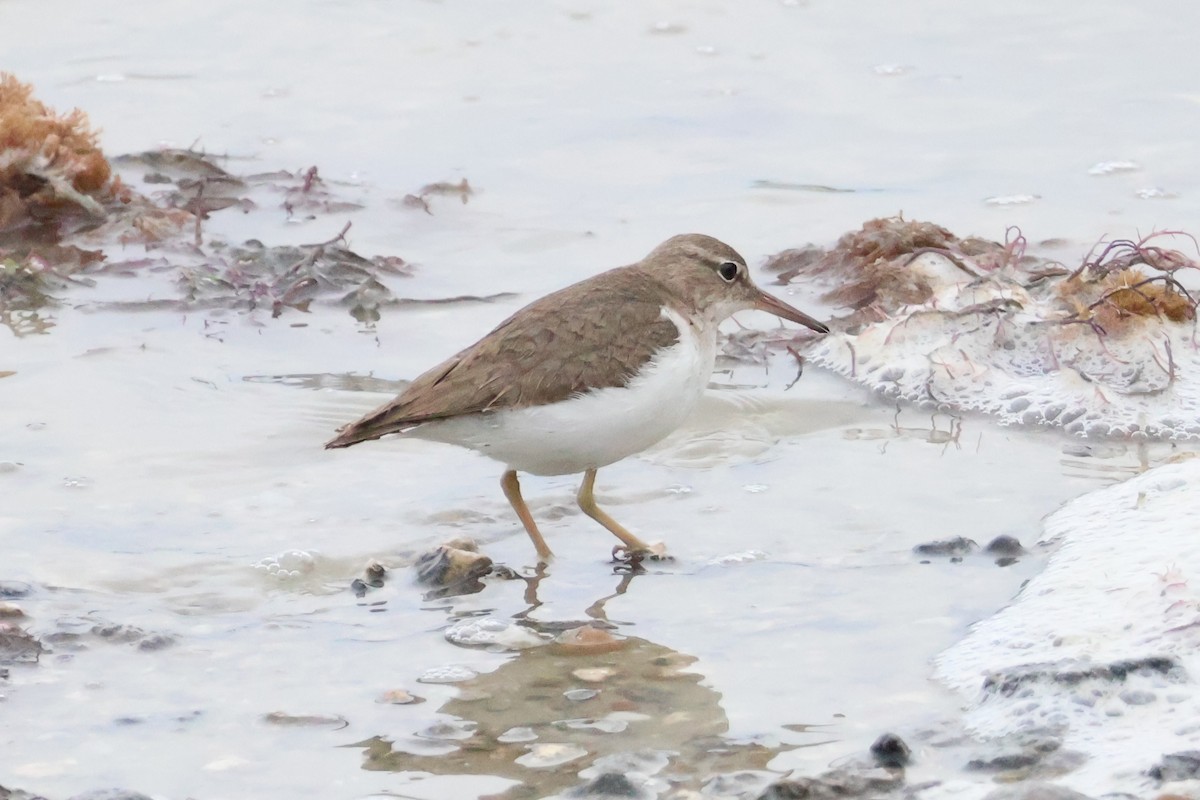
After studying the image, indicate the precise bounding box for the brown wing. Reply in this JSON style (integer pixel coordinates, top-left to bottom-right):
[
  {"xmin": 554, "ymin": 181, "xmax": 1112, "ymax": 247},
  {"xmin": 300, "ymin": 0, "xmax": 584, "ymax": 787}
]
[{"xmin": 324, "ymin": 266, "xmax": 680, "ymax": 448}]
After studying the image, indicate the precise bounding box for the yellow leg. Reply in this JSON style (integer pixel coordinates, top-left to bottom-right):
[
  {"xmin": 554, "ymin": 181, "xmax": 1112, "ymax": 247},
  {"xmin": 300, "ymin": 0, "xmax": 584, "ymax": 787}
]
[
  {"xmin": 501, "ymin": 470, "xmax": 553, "ymax": 562},
  {"xmin": 576, "ymin": 468, "xmax": 652, "ymax": 554}
]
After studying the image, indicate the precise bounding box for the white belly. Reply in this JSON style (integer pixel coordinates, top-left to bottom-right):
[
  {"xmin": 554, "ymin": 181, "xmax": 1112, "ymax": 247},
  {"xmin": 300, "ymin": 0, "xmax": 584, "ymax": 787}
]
[{"xmin": 412, "ymin": 308, "xmax": 716, "ymax": 476}]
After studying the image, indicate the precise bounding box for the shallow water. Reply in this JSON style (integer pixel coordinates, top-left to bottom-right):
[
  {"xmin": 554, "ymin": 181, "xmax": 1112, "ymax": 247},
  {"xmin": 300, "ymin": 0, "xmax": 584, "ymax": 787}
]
[{"xmin": 5, "ymin": 1, "xmax": 1200, "ymax": 798}]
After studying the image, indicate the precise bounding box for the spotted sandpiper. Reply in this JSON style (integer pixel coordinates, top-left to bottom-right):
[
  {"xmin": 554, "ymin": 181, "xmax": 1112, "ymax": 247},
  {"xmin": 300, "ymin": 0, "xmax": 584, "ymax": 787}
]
[{"xmin": 325, "ymin": 234, "xmax": 829, "ymax": 562}]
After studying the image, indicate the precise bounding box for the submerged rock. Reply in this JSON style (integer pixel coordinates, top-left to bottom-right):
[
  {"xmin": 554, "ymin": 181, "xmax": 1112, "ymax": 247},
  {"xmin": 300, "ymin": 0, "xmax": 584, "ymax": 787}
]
[
  {"xmin": 0, "ymin": 623, "xmax": 45, "ymax": 663},
  {"xmin": 1149, "ymin": 751, "xmax": 1200, "ymax": 782},
  {"xmin": 756, "ymin": 765, "xmax": 903, "ymax": 799},
  {"xmin": 550, "ymin": 625, "xmax": 627, "ymax": 656},
  {"xmin": 980, "ymin": 783, "xmax": 1095, "ymax": 800},
  {"xmin": 376, "ymin": 688, "xmax": 424, "ymax": 705},
  {"xmin": 567, "ymin": 771, "xmax": 648, "ymax": 798},
  {"xmin": 261, "ymin": 711, "xmax": 348, "ymax": 729},
  {"xmin": 914, "ymin": 537, "xmax": 978, "ymax": 560},
  {"xmin": 981, "ymin": 657, "xmax": 1182, "ymax": 698},
  {"xmin": 870, "ymin": 732, "xmax": 911, "ymax": 767},
  {"xmin": 0, "ymin": 581, "xmax": 32, "ymax": 599},
  {"xmin": 514, "ymin": 742, "xmax": 588, "ymax": 768},
  {"xmin": 414, "ymin": 539, "xmax": 494, "ymax": 597}
]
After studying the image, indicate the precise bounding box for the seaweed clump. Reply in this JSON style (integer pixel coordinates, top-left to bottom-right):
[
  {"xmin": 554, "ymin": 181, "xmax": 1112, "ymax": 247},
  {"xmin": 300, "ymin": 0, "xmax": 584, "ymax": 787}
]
[
  {"xmin": 765, "ymin": 216, "xmax": 1031, "ymax": 321},
  {"xmin": 1055, "ymin": 234, "xmax": 1197, "ymax": 336},
  {"xmin": 0, "ymin": 72, "xmax": 118, "ymax": 236}
]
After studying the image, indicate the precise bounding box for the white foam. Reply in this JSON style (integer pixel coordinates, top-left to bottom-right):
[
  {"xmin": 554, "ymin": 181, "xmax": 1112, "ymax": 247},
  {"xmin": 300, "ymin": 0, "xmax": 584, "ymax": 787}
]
[
  {"xmin": 805, "ymin": 252, "xmax": 1200, "ymax": 440},
  {"xmin": 935, "ymin": 458, "xmax": 1200, "ymax": 794}
]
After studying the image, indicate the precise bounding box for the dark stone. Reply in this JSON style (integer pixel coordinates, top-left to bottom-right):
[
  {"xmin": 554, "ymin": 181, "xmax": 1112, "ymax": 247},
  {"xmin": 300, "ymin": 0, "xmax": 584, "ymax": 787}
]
[
  {"xmin": 982, "ymin": 657, "xmax": 1182, "ymax": 697},
  {"xmin": 1148, "ymin": 750, "xmax": 1200, "ymax": 782},
  {"xmin": 415, "ymin": 542, "xmax": 493, "ymax": 599},
  {"xmin": 0, "ymin": 786, "xmax": 51, "ymax": 800},
  {"xmin": 67, "ymin": 791, "xmax": 156, "ymax": 800},
  {"xmin": 0, "ymin": 581, "xmax": 32, "ymax": 599},
  {"xmin": 756, "ymin": 766, "xmax": 902, "ymax": 799},
  {"xmin": 981, "ymin": 782, "xmax": 1095, "ymax": 800},
  {"xmin": 91, "ymin": 624, "xmax": 145, "ymax": 644},
  {"xmin": 137, "ymin": 634, "xmax": 176, "ymax": 652},
  {"xmin": 984, "ymin": 535, "xmax": 1024, "ymax": 555},
  {"xmin": 568, "ymin": 772, "xmax": 643, "ymax": 797},
  {"xmin": 870, "ymin": 732, "xmax": 911, "ymax": 767},
  {"xmin": 966, "ymin": 751, "xmax": 1040, "ymax": 772},
  {"xmin": 913, "ymin": 537, "xmax": 978, "ymax": 558}
]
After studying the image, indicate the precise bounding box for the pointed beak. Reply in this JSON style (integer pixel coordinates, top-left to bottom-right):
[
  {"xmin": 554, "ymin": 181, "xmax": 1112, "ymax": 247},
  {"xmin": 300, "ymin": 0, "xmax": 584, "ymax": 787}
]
[{"xmin": 753, "ymin": 288, "xmax": 830, "ymax": 333}]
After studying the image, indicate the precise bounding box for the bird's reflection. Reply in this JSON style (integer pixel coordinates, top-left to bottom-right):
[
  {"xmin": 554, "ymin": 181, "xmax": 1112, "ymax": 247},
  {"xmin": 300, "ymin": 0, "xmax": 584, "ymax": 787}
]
[{"xmin": 355, "ymin": 570, "xmax": 801, "ymax": 799}]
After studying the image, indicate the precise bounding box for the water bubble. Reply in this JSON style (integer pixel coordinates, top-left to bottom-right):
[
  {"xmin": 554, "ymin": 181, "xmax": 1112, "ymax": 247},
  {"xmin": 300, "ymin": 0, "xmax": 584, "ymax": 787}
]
[
  {"xmin": 253, "ymin": 549, "xmax": 317, "ymax": 579},
  {"xmin": 444, "ymin": 617, "xmax": 547, "ymax": 651},
  {"xmin": 417, "ymin": 664, "xmax": 478, "ymax": 684},
  {"xmin": 649, "ymin": 20, "xmax": 686, "ymax": 34},
  {"xmin": 709, "ymin": 550, "xmax": 768, "ymax": 566},
  {"xmin": 1088, "ymin": 160, "xmax": 1140, "ymax": 176},
  {"xmin": 1135, "ymin": 187, "xmax": 1177, "ymax": 199},
  {"xmin": 983, "ymin": 194, "xmax": 1039, "ymax": 206}
]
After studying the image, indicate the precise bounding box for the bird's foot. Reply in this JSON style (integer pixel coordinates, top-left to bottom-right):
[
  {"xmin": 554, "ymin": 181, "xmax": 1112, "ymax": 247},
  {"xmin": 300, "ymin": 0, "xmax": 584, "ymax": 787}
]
[{"xmin": 611, "ymin": 542, "xmax": 672, "ymax": 570}]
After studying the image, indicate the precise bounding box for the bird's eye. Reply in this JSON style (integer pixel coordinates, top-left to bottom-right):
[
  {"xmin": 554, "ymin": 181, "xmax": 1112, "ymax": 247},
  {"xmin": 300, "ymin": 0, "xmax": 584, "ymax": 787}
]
[{"xmin": 717, "ymin": 261, "xmax": 739, "ymax": 282}]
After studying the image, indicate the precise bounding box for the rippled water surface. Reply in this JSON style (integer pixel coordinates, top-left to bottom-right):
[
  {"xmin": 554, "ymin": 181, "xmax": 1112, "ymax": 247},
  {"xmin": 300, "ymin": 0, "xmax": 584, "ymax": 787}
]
[{"xmin": 5, "ymin": 1, "xmax": 1200, "ymax": 798}]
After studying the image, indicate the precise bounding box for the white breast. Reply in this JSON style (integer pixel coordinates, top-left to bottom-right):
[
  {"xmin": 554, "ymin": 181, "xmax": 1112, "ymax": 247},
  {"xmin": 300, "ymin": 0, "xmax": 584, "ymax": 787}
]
[{"xmin": 413, "ymin": 306, "xmax": 716, "ymax": 476}]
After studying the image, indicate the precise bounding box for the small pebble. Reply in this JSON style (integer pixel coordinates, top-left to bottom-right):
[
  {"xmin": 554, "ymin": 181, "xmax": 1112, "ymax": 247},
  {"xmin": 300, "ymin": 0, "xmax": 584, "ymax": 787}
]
[
  {"xmin": 377, "ymin": 689, "xmax": 423, "ymax": 705},
  {"xmin": 137, "ymin": 634, "xmax": 176, "ymax": 652},
  {"xmin": 572, "ymin": 667, "xmax": 614, "ymax": 683},
  {"xmin": 564, "ymin": 688, "xmax": 599, "ymax": 702},
  {"xmin": 561, "ymin": 716, "xmax": 627, "ymax": 734},
  {"xmin": 261, "ymin": 711, "xmax": 347, "ymax": 728},
  {"xmin": 515, "ymin": 743, "xmax": 587, "ymax": 768},
  {"xmin": 552, "ymin": 625, "xmax": 626, "ymax": 656},
  {"xmin": 497, "ymin": 726, "xmax": 538, "ymax": 743},
  {"xmin": 914, "ymin": 537, "xmax": 978, "ymax": 558},
  {"xmin": 984, "ymin": 535, "xmax": 1024, "ymax": 556},
  {"xmin": 0, "ymin": 603, "xmax": 25, "ymax": 619},
  {"xmin": 419, "ymin": 720, "xmax": 476, "ymax": 741},
  {"xmin": 1120, "ymin": 689, "xmax": 1157, "ymax": 706}
]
